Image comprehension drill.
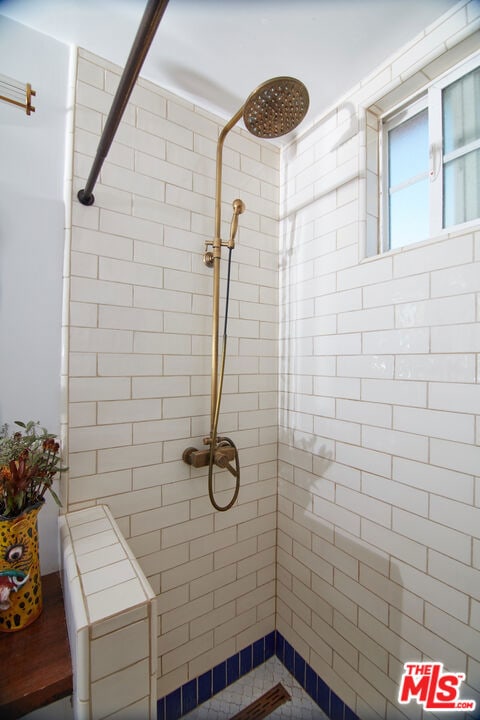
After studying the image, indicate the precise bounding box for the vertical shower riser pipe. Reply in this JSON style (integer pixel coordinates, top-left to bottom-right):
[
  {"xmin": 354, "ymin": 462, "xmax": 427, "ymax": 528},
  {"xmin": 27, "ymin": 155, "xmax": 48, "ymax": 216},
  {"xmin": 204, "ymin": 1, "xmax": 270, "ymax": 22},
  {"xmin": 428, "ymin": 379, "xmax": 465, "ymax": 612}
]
[
  {"xmin": 77, "ymin": 0, "xmax": 169, "ymax": 206},
  {"xmin": 210, "ymin": 107, "xmax": 244, "ymax": 443},
  {"xmin": 183, "ymin": 77, "xmax": 309, "ymax": 510}
]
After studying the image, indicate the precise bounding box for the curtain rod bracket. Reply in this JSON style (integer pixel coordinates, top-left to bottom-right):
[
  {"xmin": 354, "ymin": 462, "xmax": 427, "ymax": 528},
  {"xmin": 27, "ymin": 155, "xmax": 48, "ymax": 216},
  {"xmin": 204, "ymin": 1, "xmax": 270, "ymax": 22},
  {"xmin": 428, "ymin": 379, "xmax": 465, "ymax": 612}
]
[{"xmin": 77, "ymin": 189, "xmax": 95, "ymax": 206}]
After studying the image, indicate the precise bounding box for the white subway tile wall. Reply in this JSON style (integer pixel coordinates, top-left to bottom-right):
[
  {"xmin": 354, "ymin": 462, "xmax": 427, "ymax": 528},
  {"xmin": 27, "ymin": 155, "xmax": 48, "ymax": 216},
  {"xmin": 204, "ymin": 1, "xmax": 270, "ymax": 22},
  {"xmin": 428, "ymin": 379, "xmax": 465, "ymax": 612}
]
[
  {"xmin": 68, "ymin": 48, "xmax": 279, "ymax": 702},
  {"xmin": 278, "ymin": 3, "xmax": 480, "ymax": 719}
]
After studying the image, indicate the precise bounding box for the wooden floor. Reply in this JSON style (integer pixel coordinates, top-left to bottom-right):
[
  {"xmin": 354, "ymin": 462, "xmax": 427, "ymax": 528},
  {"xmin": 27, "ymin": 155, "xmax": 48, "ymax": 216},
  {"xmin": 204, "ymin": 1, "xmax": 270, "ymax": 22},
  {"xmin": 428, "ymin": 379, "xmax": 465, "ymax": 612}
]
[{"xmin": 0, "ymin": 572, "xmax": 73, "ymax": 720}]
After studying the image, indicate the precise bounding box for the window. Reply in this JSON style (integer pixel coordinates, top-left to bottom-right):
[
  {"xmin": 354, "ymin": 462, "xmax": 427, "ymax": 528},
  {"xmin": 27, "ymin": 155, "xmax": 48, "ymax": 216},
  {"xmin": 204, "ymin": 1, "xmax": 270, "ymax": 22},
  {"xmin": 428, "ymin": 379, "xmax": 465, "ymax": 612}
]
[{"xmin": 381, "ymin": 53, "xmax": 480, "ymax": 251}]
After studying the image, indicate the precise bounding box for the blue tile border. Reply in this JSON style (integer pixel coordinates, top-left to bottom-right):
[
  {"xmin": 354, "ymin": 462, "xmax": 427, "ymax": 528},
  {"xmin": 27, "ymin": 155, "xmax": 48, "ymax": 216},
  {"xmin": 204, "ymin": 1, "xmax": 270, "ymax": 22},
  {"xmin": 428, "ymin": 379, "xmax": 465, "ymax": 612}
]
[{"xmin": 157, "ymin": 630, "xmax": 359, "ymax": 720}]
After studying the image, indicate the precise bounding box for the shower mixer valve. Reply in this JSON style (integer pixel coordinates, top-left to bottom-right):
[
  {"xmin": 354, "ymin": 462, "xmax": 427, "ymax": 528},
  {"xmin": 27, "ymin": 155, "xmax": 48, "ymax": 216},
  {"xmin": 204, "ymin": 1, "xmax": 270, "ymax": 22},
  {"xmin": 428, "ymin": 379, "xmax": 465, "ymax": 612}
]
[{"xmin": 182, "ymin": 441, "xmax": 238, "ymax": 478}]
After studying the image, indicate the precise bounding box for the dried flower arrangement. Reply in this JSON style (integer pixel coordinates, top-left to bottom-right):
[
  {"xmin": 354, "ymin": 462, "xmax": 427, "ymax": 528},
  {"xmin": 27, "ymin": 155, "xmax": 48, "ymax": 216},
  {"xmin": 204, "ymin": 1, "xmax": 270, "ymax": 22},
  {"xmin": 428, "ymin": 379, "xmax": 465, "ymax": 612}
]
[{"xmin": 0, "ymin": 421, "xmax": 64, "ymax": 518}]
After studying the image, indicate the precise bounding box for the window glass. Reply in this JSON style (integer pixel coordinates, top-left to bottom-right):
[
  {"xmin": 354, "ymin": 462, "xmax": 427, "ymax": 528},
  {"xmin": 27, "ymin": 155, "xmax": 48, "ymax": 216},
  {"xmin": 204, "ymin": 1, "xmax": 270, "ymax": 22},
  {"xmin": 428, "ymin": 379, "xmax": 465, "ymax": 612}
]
[
  {"xmin": 443, "ymin": 65, "xmax": 480, "ymax": 228},
  {"xmin": 388, "ymin": 109, "xmax": 429, "ymax": 187},
  {"xmin": 390, "ymin": 177, "xmax": 429, "ymax": 249},
  {"xmin": 443, "ymin": 66, "xmax": 480, "ymax": 154},
  {"xmin": 387, "ymin": 108, "xmax": 429, "ymax": 249},
  {"xmin": 444, "ymin": 148, "xmax": 480, "ymax": 226}
]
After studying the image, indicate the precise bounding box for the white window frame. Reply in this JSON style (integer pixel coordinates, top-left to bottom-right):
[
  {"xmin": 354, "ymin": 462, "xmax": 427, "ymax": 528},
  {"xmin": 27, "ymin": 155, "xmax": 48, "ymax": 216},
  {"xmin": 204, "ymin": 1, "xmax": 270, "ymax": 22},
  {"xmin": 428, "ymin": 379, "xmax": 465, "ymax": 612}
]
[
  {"xmin": 381, "ymin": 95, "xmax": 428, "ymax": 251},
  {"xmin": 378, "ymin": 50, "xmax": 480, "ymax": 254}
]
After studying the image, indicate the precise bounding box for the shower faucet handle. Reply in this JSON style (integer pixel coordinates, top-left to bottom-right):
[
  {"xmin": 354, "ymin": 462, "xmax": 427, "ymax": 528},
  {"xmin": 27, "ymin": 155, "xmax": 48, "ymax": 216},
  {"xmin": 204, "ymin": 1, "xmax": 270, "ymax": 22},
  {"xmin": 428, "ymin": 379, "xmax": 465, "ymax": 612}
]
[
  {"xmin": 214, "ymin": 449, "xmax": 239, "ymax": 478},
  {"xmin": 203, "ymin": 249, "xmax": 214, "ymax": 267}
]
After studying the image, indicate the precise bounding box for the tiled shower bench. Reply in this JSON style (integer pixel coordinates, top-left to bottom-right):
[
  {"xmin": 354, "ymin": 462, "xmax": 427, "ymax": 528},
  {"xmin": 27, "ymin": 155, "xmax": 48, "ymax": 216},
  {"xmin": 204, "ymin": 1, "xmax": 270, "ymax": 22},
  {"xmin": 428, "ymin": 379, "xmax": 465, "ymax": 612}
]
[{"xmin": 59, "ymin": 505, "xmax": 157, "ymax": 720}]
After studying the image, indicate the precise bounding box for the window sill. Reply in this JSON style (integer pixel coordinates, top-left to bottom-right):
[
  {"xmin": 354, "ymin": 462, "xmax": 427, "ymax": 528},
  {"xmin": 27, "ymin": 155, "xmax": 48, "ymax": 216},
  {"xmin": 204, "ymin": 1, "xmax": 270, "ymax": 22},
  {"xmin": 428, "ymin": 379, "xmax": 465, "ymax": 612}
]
[
  {"xmin": 0, "ymin": 572, "xmax": 73, "ymax": 720},
  {"xmin": 362, "ymin": 219, "xmax": 480, "ymax": 264}
]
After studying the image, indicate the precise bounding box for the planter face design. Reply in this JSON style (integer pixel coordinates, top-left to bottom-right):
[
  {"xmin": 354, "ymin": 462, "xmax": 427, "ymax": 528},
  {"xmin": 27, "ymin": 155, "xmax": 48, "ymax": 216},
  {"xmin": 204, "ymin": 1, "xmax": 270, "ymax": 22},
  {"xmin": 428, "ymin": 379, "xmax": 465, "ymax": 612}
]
[{"xmin": 0, "ymin": 504, "xmax": 43, "ymax": 631}]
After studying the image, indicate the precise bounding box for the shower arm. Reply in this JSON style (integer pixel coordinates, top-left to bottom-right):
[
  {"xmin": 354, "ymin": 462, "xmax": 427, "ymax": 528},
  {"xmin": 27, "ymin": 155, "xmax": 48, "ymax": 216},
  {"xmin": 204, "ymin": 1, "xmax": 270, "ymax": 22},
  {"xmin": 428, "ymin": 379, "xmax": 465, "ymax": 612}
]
[
  {"xmin": 182, "ymin": 108, "xmax": 245, "ymax": 493},
  {"xmin": 208, "ymin": 75, "xmax": 309, "ymax": 438},
  {"xmin": 209, "ymin": 106, "xmax": 244, "ymax": 444}
]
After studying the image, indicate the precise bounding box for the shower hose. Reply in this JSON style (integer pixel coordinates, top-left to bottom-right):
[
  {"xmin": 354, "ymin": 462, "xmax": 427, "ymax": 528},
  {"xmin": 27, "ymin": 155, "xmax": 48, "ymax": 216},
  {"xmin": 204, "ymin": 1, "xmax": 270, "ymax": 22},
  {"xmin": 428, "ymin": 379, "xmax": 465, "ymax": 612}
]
[{"xmin": 208, "ymin": 245, "xmax": 240, "ymax": 511}]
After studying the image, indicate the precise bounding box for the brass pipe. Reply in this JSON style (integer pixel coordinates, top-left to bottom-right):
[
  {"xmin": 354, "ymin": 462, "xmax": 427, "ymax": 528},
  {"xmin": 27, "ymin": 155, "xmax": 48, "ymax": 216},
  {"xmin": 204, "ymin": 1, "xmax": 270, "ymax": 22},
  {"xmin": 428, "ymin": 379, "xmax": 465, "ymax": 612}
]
[
  {"xmin": 210, "ymin": 107, "xmax": 244, "ymax": 441},
  {"xmin": 184, "ymin": 77, "xmax": 309, "ymax": 511},
  {"xmin": 209, "ymin": 76, "xmax": 309, "ymax": 436}
]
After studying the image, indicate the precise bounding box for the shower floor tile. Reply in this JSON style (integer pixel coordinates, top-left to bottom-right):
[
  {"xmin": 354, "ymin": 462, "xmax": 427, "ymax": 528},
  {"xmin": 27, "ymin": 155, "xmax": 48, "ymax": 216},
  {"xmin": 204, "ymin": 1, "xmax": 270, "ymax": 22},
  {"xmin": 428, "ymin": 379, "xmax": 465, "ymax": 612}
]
[{"xmin": 183, "ymin": 656, "xmax": 328, "ymax": 719}]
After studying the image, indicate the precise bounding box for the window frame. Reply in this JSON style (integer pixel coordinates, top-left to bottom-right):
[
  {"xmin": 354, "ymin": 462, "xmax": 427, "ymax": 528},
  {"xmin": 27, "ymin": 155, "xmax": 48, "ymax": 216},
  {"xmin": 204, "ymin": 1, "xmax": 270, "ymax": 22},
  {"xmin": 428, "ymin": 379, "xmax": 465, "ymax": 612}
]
[
  {"xmin": 378, "ymin": 50, "xmax": 480, "ymax": 254},
  {"xmin": 381, "ymin": 95, "xmax": 429, "ymax": 252}
]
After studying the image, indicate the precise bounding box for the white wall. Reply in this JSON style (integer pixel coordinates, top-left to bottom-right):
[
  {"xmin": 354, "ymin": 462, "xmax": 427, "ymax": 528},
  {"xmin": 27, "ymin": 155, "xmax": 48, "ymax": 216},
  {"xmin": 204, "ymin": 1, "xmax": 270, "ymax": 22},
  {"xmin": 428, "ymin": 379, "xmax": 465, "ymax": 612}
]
[
  {"xmin": 278, "ymin": 2, "xmax": 480, "ymax": 718},
  {"xmin": 0, "ymin": 15, "xmax": 70, "ymax": 573}
]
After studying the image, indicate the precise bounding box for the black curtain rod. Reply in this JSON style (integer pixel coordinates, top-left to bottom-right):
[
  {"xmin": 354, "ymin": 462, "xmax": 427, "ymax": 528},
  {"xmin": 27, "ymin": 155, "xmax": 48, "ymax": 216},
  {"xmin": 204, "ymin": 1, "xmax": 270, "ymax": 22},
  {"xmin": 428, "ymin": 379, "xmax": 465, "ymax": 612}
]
[{"xmin": 77, "ymin": 0, "xmax": 169, "ymax": 206}]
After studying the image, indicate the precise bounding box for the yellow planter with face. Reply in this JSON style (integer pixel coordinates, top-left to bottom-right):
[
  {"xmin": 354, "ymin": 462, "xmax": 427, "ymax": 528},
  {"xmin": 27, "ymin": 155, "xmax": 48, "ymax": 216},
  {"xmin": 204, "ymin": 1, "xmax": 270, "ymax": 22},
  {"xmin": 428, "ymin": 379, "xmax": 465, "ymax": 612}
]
[{"xmin": 0, "ymin": 502, "xmax": 43, "ymax": 631}]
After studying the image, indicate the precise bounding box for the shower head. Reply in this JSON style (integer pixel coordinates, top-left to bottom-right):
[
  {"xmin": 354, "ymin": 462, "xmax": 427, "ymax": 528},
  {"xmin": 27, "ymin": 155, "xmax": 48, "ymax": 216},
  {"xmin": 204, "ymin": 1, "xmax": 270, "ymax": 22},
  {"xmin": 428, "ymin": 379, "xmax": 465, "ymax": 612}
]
[
  {"xmin": 242, "ymin": 76, "xmax": 309, "ymax": 139},
  {"xmin": 213, "ymin": 76, "xmax": 309, "ymax": 244}
]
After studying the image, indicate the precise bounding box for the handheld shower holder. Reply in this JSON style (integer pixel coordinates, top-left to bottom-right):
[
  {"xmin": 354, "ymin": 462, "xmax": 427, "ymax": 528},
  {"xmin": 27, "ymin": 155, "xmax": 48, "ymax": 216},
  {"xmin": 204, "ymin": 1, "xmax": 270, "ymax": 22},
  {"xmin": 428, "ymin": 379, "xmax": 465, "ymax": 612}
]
[{"xmin": 203, "ymin": 197, "xmax": 245, "ymax": 267}]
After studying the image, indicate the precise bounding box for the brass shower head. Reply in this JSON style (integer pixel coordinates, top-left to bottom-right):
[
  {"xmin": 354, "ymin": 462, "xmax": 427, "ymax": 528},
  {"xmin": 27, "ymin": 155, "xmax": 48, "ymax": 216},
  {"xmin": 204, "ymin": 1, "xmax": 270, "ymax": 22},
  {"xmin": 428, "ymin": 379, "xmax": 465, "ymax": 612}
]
[{"xmin": 243, "ymin": 76, "xmax": 309, "ymax": 139}]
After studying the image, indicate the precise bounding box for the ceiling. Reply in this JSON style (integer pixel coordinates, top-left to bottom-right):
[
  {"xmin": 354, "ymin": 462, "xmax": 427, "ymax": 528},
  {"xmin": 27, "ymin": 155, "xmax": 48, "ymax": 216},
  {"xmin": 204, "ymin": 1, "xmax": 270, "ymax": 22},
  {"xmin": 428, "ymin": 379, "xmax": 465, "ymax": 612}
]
[{"xmin": 1, "ymin": 0, "xmax": 462, "ymax": 140}]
